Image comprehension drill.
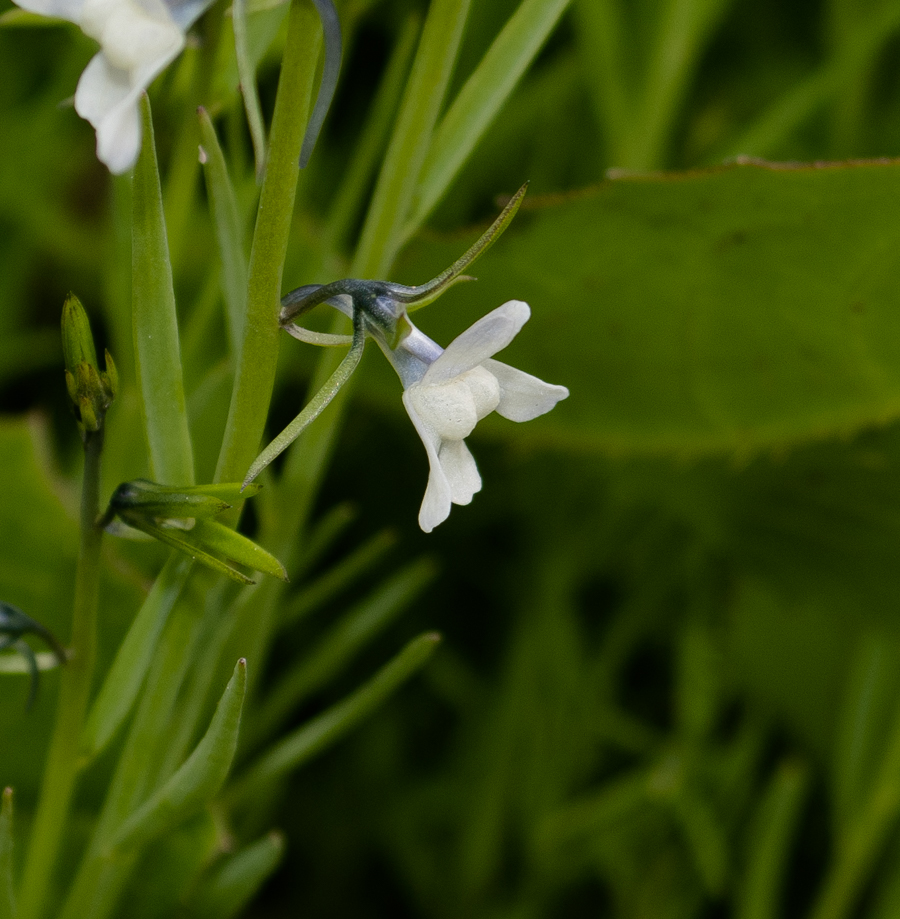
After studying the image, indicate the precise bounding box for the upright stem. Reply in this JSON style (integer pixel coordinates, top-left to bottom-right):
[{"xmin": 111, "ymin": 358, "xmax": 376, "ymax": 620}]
[
  {"xmin": 18, "ymin": 430, "xmax": 103, "ymax": 919},
  {"xmin": 215, "ymin": 0, "xmax": 322, "ymax": 486}
]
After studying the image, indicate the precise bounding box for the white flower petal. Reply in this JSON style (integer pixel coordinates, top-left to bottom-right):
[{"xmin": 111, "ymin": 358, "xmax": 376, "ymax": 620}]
[
  {"xmin": 406, "ymin": 378, "xmax": 479, "ymax": 442},
  {"xmin": 484, "ymin": 359, "xmax": 569, "ymax": 422},
  {"xmin": 422, "ymin": 300, "xmax": 531, "ymax": 385},
  {"xmin": 12, "ymin": 0, "xmax": 83, "ymax": 21},
  {"xmin": 439, "ymin": 439, "xmax": 481, "ymax": 506},
  {"xmin": 402, "ymin": 391, "xmax": 452, "ymax": 533},
  {"xmin": 74, "ymin": 30, "xmax": 181, "ymax": 173}
]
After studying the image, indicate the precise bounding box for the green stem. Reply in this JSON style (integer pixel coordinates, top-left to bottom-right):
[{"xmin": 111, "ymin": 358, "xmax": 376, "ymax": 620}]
[
  {"xmin": 215, "ymin": 0, "xmax": 323, "ymax": 486},
  {"xmin": 17, "ymin": 430, "xmax": 104, "ymax": 919}
]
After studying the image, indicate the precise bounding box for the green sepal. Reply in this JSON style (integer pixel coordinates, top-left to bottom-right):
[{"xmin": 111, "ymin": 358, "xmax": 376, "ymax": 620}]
[
  {"xmin": 110, "ymin": 480, "xmax": 233, "ymax": 520},
  {"xmin": 397, "ymin": 181, "xmax": 528, "ymax": 311},
  {"xmin": 190, "ymin": 519, "xmax": 288, "ymax": 582},
  {"xmin": 109, "ymin": 659, "xmax": 246, "ymax": 852},
  {"xmin": 120, "ymin": 515, "xmax": 255, "ymax": 585}
]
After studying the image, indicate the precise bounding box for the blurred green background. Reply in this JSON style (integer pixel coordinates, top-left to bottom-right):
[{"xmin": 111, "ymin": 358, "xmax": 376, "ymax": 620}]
[{"xmin": 6, "ymin": 0, "xmax": 900, "ymax": 916}]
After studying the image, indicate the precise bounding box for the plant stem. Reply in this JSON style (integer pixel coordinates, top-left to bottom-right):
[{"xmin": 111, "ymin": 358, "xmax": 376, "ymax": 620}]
[
  {"xmin": 215, "ymin": 0, "xmax": 322, "ymax": 486},
  {"xmin": 18, "ymin": 430, "xmax": 104, "ymax": 919}
]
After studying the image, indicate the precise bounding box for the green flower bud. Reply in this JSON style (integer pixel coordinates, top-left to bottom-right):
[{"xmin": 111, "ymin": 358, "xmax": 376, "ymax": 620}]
[
  {"xmin": 60, "ymin": 293, "xmax": 116, "ymax": 434},
  {"xmin": 62, "ymin": 292, "xmax": 99, "ymax": 375},
  {"xmin": 102, "ymin": 480, "xmax": 283, "ymax": 585}
]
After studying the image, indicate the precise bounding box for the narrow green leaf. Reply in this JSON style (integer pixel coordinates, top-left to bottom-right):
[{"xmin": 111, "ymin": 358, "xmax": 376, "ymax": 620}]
[
  {"xmin": 407, "ymin": 0, "xmax": 571, "ymax": 236},
  {"xmin": 737, "ymin": 761, "xmax": 809, "ymax": 919},
  {"xmin": 353, "ymin": 0, "xmax": 472, "ymax": 277},
  {"xmin": 255, "ymin": 558, "xmax": 435, "ymax": 742},
  {"xmin": 109, "ymin": 659, "xmax": 246, "ymax": 852},
  {"xmin": 0, "ymin": 788, "xmax": 14, "ymax": 919},
  {"xmin": 399, "ymin": 182, "xmax": 527, "ymax": 310},
  {"xmin": 198, "ymin": 108, "xmax": 249, "ymax": 354},
  {"xmin": 719, "ymin": 4, "xmax": 900, "ymax": 160},
  {"xmin": 281, "ymin": 528, "xmax": 397, "ymax": 627},
  {"xmin": 133, "ymin": 94, "xmax": 195, "ymax": 485},
  {"xmin": 81, "ymin": 556, "xmax": 192, "ymax": 761},
  {"xmin": 126, "ymin": 519, "xmax": 254, "ymax": 585},
  {"xmin": 323, "ymin": 12, "xmax": 420, "ymax": 252},
  {"xmin": 243, "ymin": 312, "xmax": 366, "ymax": 487},
  {"xmin": 233, "ymin": 0, "xmax": 268, "ymax": 180},
  {"xmin": 833, "ymin": 634, "xmax": 899, "ymax": 840},
  {"xmin": 190, "ymin": 519, "xmax": 288, "ymax": 581},
  {"xmin": 231, "ymin": 632, "xmax": 440, "ymax": 799},
  {"xmin": 189, "ymin": 832, "xmax": 285, "ymax": 919},
  {"xmin": 810, "ymin": 699, "xmax": 900, "ymax": 919}
]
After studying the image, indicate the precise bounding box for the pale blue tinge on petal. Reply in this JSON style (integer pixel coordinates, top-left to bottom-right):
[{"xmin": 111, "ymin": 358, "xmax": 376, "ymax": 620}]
[
  {"xmin": 11, "ymin": 0, "xmax": 84, "ymax": 21},
  {"xmin": 164, "ymin": 0, "xmax": 214, "ymax": 29},
  {"xmin": 483, "ymin": 359, "xmax": 569, "ymax": 422},
  {"xmin": 422, "ymin": 300, "xmax": 530, "ymax": 385}
]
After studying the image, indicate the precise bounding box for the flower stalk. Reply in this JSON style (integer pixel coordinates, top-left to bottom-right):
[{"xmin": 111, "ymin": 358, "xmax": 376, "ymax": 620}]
[{"xmin": 17, "ymin": 296, "xmax": 114, "ymax": 919}]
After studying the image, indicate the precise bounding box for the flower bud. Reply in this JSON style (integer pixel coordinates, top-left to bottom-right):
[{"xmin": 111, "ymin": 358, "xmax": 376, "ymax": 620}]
[
  {"xmin": 103, "ymin": 480, "xmax": 285, "ymax": 585},
  {"xmin": 61, "ymin": 293, "xmax": 116, "ymax": 434}
]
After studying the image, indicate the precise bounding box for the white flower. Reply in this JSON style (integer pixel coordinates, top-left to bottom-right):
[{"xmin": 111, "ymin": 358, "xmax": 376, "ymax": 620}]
[
  {"xmin": 14, "ymin": 0, "xmax": 209, "ymax": 173},
  {"xmin": 388, "ymin": 300, "xmax": 568, "ymax": 533}
]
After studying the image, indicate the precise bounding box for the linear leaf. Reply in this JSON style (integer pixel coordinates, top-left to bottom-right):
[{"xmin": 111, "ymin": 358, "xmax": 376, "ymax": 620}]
[
  {"xmin": 233, "ymin": 0, "xmax": 267, "ymax": 180},
  {"xmin": 132, "ymin": 94, "xmax": 194, "ymax": 485},
  {"xmin": 189, "ymin": 832, "xmax": 285, "ymax": 919},
  {"xmin": 198, "ymin": 108, "xmax": 249, "ymax": 354},
  {"xmin": 232, "ymin": 632, "xmax": 440, "ymax": 799},
  {"xmin": 254, "ymin": 557, "xmax": 435, "ymax": 743},
  {"xmin": 0, "ymin": 788, "xmax": 14, "ymax": 919},
  {"xmin": 737, "ymin": 761, "xmax": 809, "ymax": 919},
  {"xmin": 81, "ymin": 555, "xmax": 193, "ymax": 761},
  {"xmin": 109, "ymin": 659, "xmax": 246, "ymax": 852},
  {"xmin": 408, "ymin": 0, "xmax": 572, "ymax": 236}
]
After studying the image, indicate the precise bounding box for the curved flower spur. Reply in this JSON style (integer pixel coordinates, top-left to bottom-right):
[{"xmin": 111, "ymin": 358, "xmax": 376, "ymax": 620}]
[
  {"xmin": 246, "ymin": 184, "xmax": 569, "ymax": 532},
  {"xmin": 0, "ymin": 603, "xmax": 67, "ymax": 708}
]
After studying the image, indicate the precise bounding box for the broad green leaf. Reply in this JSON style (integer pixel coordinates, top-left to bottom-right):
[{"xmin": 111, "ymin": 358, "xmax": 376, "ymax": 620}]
[
  {"xmin": 198, "ymin": 109, "xmax": 249, "ymax": 354},
  {"xmin": 188, "ymin": 832, "xmax": 285, "ymax": 919},
  {"xmin": 231, "ymin": 632, "xmax": 440, "ymax": 800},
  {"xmin": 81, "ymin": 556, "xmax": 193, "ymax": 761},
  {"xmin": 132, "ymin": 95, "xmax": 194, "ymax": 485},
  {"xmin": 408, "ymin": 0, "xmax": 572, "ymax": 235},
  {"xmin": 0, "ymin": 787, "xmax": 14, "ymax": 919},
  {"xmin": 390, "ymin": 160, "xmax": 900, "ymax": 457},
  {"xmin": 109, "ymin": 659, "xmax": 246, "ymax": 852}
]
